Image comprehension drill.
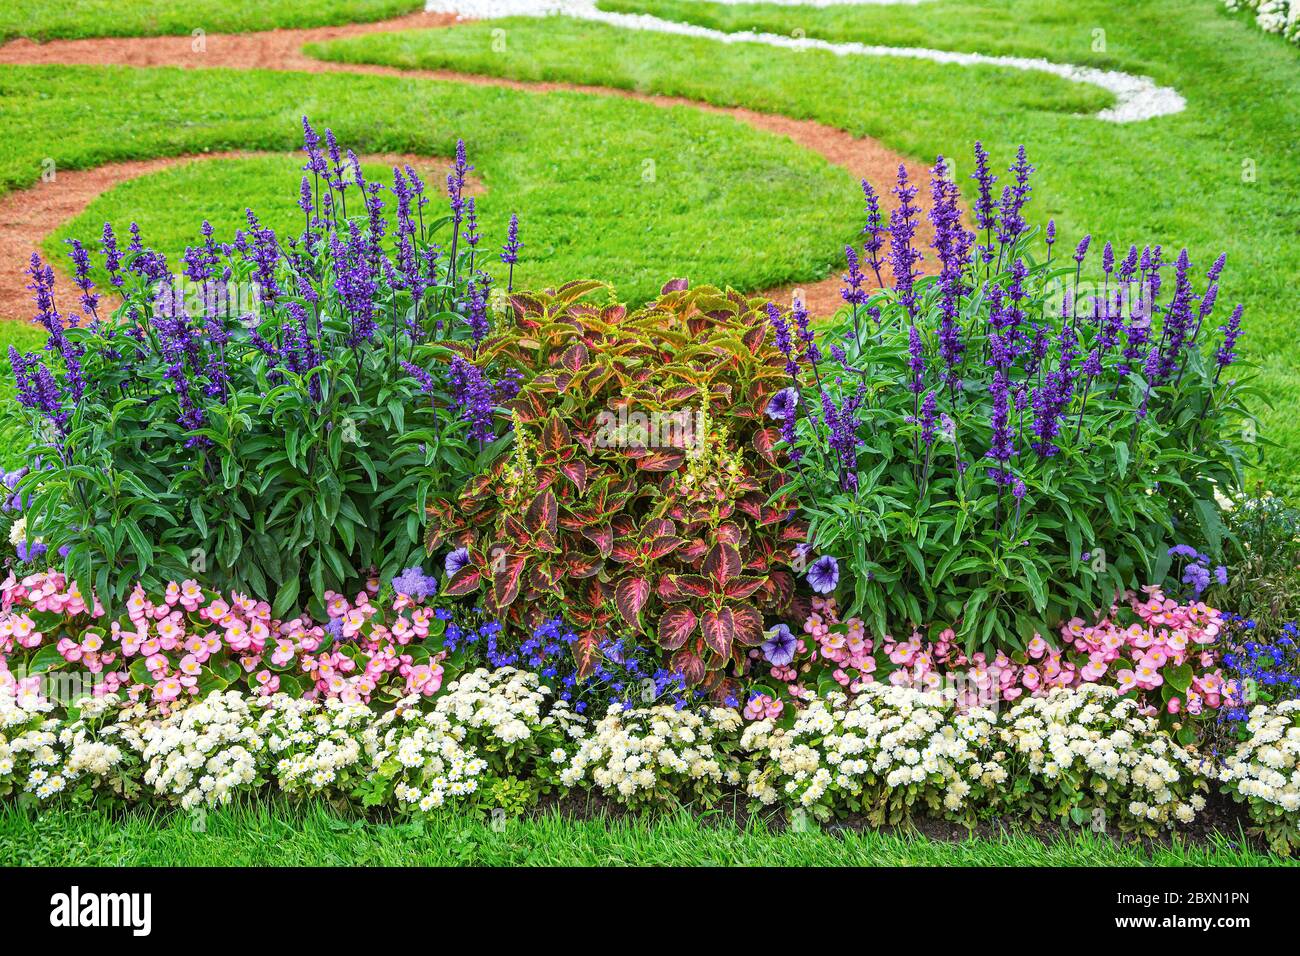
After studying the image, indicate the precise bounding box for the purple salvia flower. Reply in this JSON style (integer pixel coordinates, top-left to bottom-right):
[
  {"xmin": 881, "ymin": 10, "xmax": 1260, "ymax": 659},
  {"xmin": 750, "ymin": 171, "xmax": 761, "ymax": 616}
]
[
  {"xmin": 1073, "ymin": 235, "xmax": 1091, "ymax": 266},
  {"xmin": 919, "ymin": 391, "xmax": 938, "ymax": 448},
  {"xmin": 995, "ymin": 145, "xmax": 1034, "ymax": 250},
  {"xmin": 1214, "ymin": 304, "xmax": 1244, "ymax": 382},
  {"xmin": 907, "ymin": 324, "xmax": 925, "ymax": 394},
  {"xmin": 100, "ymin": 222, "xmax": 124, "ymax": 288},
  {"xmin": 970, "ymin": 141, "xmax": 999, "ymax": 262},
  {"xmin": 888, "ymin": 165, "xmax": 923, "ymax": 321},
  {"xmin": 841, "ymin": 244, "xmax": 867, "ymax": 307},
  {"xmin": 861, "ymin": 179, "xmax": 886, "ymax": 281},
  {"xmin": 767, "ymin": 302, "xmax": 796, "ymax": 378},
  {"xmin": 64, "ymin": 239, "xmax": 99, "ymax": 320},
  {"xmin": 793, "ymin": 299, "xmax": 819, "ymax": 365},
  {"xmin": 985, "ymin": 369, "xmax": 1015, "ymax": 485},
  {"xmin": 501, "ymin": 212, "xmax": 521, "ymax": 291},
  {"xmin": 1207, "ymin": 253, "xmax": 1226, "ymax": 283},
  {"xmin": 464, "ymin": 275, "xmax": 490, "ymax": 346}
]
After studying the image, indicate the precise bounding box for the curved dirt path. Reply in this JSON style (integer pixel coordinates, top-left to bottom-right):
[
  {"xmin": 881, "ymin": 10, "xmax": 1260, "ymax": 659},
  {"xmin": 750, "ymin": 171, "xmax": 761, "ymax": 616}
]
[{"xmin": 0, "ymin": 11, "xmax": 948, "ymax": 319}]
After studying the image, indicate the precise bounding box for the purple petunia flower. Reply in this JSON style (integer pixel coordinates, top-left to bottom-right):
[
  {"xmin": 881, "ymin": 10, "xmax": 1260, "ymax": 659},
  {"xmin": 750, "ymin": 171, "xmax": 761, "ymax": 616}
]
[
  {"xmin": 765, "ymin": 386, "xmax": 798, "ymax": 421},
  {"xmin": 806, "ymin": 555, "xmax": 840, "ymax": 594},
  {"xmin": 761, "ymin": 624, "xmax": 798, "ymax": 666},
  {"xmin": 445, "ymin": 546, "xmax": 471, "ymax": 579}
]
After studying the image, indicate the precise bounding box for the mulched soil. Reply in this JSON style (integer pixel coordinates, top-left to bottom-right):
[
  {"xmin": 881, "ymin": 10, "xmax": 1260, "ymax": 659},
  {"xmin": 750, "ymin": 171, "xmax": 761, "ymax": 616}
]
[{"xmin": 0, "ymin": 11, "xmax": 950, "ymax": 321}]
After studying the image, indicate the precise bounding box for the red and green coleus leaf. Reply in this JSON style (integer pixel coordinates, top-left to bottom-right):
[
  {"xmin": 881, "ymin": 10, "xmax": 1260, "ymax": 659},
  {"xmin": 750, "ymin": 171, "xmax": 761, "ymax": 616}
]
[
  {"xmin": 491, "ymin": 553, "xmax": 528, "ymax": 608},
  {"xmin": 560, "ymin": 340, "xmax": 590, "ymax": 373},
  {"xmin": 714, "ymin": 522, "xmax": 746, "ymax": 547},
  {"xmin": 753, "ymin": 427, "xmax": 781, "ymax": 466},
  {"xmin": 723, "ymin": 576, "xmax": 765, "ymax": 601},
  {"xmin": 614, "ymin": 576, "xmax": 652, "ymax": 627},
  {"xmin": 559, "ymin": 459, "xmax": 588, "ymax": 494},
  {"xmin": 609, "ymin": 538, "xmax": 640, "ymax": 563},
  {"xmin": 574, "ymin": 634, "xmax": 603, "ymax": 679},
  {"xmin": 643, "ymin": 535, "xmax": 686, "ymax": 561},
  {"xmin": 566, "ymin": 554, "xmax": 604, "ymax": 579},
  {"xmin": 700, "ymin": 606, "xmax": 736, "ymax": 657},
  {"xmin": 445, "ymin": 564, "xmax": 484, "ymax": 596},
  {"xmin": 670, "ymin": 649, "xmax": 706, "ymax": 686},
  {"xmin": 580, "ymin": 522, "xmax": 614, "ymax": 558},
  {"xmin": 539, "ymin": 411, "xmax": 573, "ymax": 452},
  {"xmin": 632, "ymin": 448, "xmax": 686, "ymax": 472},
  {"xmin": 640, "ymin": 517, "xmax": 677, "ymax": 539},
  {"xmin": 656, "ymin": 607, "xmax": 697, "ymax": 650},
  {"xmin": 728, "ymin": 602, "xmax": 765, "ymax": 646},
  {"xmin": 666, "ymin": 574, "xmax": 714, "ymax": 599},
  {"xmin": 703, "ymin": 542, "xmax": 742, "ymax": 587},
  {"xmin": 525, "ymin": 488, "xmax": 558, "ymax": 541}
]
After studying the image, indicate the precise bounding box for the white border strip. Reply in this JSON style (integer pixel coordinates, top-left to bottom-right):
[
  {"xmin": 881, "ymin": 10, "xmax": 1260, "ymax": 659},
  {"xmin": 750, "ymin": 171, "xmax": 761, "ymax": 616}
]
[{"xmin": 424, "ymin": 0, "xmax": 1186, "ymax": 123}]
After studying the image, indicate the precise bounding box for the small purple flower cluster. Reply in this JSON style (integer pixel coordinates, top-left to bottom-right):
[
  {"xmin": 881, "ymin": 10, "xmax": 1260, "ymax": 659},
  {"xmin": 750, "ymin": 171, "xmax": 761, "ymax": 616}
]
[{"xmin": 1168, "ymin": 544, "xmax": 1228, "ymax": 598}]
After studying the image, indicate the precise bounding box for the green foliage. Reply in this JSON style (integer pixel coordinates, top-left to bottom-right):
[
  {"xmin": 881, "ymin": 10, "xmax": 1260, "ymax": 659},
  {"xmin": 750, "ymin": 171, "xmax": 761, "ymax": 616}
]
[
  {"xmin": 1220, "ymin": 490, "xmax": 1300, "ymax": 635},
  {"xmin": 426, "ymin": 281, "xmax": 804, "ymax": 691}
]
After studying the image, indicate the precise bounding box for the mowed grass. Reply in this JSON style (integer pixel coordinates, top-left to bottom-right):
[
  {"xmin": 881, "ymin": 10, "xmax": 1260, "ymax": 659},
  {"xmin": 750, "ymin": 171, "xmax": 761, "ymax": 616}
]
[
  {"xmin": 311, "ymin": 0, "xmax": 1300, "ymax": 487},
  {"xmin": 0, "ymin": 0, "xmax": 424, "ymax": 42},
  {"xmin": 0, "ymin": 64, "xmax": 859, "ymax": 309},
  {"xmin": 0, "ymin": 800, "xmax": 1287, "ymax": 866}
]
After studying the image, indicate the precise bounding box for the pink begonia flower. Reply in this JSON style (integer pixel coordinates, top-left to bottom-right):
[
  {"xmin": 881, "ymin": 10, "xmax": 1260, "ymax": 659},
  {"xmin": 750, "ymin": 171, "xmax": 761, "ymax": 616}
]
[
  {"xmin": 179, "ymin": 580, "xmax": 205, "ymax": 611},
  {"xmin": 1134, "ymin": 660, "xmax": 1163, "ymax": 688},
  {"xmin": 152, "ymin": 677, "xmax": 183, "ymax": 702},
  {"xmin": 403, "ymin": 662, "xmax": 444, "ymax": 697}
]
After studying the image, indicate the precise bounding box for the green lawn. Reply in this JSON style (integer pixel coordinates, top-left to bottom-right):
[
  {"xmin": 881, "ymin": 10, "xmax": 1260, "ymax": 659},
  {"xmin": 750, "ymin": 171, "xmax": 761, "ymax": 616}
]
[
  {"xmin": 0, "ymin": 800, "xmax": 1286, "ymax": 866},
  {"xmin": 0, "ymin": 64, "xmax": 858, "ymax": 311},
  {"xmin": 310, "ymin": 0, "xmax": 1300, "ymax": 488},
  {"xmin": 0, "ymin": 0, "xmax": 424, "ymax": 42}
]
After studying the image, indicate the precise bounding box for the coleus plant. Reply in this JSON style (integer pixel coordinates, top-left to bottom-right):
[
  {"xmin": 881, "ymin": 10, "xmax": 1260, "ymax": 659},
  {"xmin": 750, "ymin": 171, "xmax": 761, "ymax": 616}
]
[{"xmin": 425, "ymin": 280, "xmax": 806, "ymax": 692}]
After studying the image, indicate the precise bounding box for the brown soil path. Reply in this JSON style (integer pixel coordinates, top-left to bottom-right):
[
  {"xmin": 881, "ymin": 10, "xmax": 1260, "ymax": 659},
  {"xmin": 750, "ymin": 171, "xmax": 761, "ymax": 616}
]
[{"xmin": 0, "ymin": 11, "xmax": 950, "ymax": 320}]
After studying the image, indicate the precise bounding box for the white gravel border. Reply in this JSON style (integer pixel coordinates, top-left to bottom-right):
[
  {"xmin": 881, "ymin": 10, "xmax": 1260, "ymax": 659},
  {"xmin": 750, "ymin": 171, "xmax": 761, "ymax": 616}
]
[{"xmin": 424, "ymin": 0, "xmax": 1186, "ymax": 123}]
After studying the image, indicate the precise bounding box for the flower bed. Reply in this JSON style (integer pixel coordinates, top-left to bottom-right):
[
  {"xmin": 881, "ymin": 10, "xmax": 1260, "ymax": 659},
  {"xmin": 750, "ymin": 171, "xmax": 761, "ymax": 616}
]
[{"xmin": 1, "ymin": 120, "xmax": 1296, "ymax": 851}]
